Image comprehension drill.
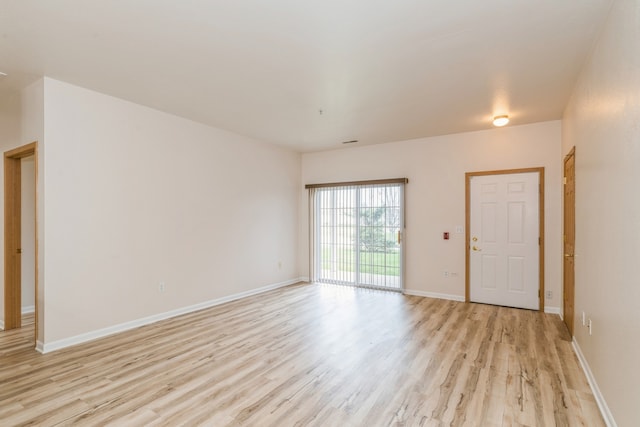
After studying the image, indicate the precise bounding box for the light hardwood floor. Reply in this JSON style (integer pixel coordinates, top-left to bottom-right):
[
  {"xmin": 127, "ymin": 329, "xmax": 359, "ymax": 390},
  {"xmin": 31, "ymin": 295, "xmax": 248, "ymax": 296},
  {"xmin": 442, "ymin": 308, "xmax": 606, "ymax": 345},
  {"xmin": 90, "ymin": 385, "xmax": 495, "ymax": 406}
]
[{"xmin": 1, "ymin": 283, "xmax": 603, "ymax": 426}]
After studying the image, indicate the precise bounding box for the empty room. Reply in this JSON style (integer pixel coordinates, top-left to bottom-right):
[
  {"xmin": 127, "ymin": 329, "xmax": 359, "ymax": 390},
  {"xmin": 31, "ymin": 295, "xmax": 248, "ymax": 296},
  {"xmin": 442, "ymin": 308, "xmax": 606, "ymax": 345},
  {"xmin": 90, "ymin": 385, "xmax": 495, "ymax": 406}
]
[{"xmin": 0, "ymin": 1, "xmax": 638, "ymax": 426}]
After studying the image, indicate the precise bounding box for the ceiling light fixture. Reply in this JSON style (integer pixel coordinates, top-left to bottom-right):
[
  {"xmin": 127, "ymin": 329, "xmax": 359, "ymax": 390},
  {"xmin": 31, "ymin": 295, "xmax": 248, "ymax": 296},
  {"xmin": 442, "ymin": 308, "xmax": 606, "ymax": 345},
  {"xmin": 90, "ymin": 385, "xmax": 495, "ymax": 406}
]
[
  {"xmin": 0, "ymin": 71, "xmax": 7, "ymax": 77},
  {"xmin": 493, "ymin": 115, "xmax": 509, "ymax": 127}
]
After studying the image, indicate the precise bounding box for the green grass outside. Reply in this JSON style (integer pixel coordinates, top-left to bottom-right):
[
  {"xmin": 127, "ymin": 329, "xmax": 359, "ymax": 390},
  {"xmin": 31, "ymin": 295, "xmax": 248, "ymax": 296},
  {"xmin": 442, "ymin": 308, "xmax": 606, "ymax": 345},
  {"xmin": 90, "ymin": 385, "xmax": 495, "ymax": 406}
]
[{"xmin": 321, "ymin": 248, "xmax": 400, "ymax": 276}]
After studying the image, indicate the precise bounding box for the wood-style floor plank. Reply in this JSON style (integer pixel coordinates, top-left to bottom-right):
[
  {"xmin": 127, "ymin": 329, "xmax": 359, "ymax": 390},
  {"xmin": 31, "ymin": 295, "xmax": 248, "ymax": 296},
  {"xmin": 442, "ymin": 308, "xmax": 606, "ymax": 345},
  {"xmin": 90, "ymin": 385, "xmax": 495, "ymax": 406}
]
[{"xmin": 0, "ymin": 283, "xmax": 604, "ymax": 426}]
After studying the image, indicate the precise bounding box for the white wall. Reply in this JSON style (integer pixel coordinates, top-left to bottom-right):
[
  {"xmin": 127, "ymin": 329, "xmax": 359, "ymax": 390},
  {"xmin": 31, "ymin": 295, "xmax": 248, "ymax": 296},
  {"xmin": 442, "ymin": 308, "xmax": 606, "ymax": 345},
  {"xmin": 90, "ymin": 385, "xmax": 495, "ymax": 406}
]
[
  {"xmin": 21, "ymin": 79, "xmax": 45, "ymax": 341},
  {"xmin": 301, "ymin": 121, "xmax": 562, "ymax": 310},
  {"xmin": 0, "ymin": 89, "xmax": 23, "ymax": 328},
  {"xmin": 562, "ymin": 0, "xmax": 640, "ymax": 425},
  {"xmin": 0, "ymin": 90, "xmax": 21, "ymax": 145},
  {"xmin": 21, "ymin": 156, "xmax": 36, "ymax": 313},
  {"xmin": 40, "ymin": 78, "xmax": 300, "ymax": 344}
]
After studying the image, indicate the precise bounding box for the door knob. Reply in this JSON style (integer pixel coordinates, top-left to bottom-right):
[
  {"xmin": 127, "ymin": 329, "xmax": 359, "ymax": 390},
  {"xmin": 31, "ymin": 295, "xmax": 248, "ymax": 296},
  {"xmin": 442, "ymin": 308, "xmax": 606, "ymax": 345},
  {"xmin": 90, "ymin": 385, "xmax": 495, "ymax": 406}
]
[{"xmin": 472, "ymin": 245, "xmax": 482, "ymax": 251}]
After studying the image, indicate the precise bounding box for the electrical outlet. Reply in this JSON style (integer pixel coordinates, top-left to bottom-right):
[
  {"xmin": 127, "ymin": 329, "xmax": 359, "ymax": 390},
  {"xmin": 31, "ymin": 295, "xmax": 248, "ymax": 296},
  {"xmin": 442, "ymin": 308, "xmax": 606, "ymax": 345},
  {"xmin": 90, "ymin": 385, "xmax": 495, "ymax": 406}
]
[
  {"xmin": 588, "ymin": 319, "xmax": 592, "ymax": 336},
  {"xmin": 545, "ymin": 290, "xmax": 552, "ymax": 299},
  {"xmin": 159, "ymin": 282, "xmax": 166, "ymax": 293}
]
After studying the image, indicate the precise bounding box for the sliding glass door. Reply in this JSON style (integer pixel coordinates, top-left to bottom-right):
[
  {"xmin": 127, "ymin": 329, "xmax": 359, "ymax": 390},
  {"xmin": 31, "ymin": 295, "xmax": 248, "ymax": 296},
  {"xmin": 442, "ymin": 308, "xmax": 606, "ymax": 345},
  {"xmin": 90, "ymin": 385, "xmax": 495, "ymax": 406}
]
[{"xmin": 313, "ymin": 182, "xmax": 404, "ymax": 291}]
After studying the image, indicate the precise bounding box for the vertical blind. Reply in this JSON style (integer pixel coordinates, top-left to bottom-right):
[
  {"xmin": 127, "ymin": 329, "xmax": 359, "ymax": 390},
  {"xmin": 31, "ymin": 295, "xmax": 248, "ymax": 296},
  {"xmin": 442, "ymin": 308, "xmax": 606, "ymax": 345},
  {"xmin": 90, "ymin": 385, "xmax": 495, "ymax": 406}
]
[{"xmin": 307, "ymin": 179, "xmax": 406, "ymax": 291}]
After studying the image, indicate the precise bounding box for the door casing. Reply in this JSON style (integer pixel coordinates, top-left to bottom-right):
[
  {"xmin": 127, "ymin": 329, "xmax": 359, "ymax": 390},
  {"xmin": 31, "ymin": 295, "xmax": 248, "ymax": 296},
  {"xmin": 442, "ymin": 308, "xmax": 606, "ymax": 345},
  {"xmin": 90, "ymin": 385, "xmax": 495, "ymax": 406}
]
[
  {"xmin": 563, "ymin": 148, "xmax": 576, "ymax": 335},
  {"xmin": 4, "ymin": 142, "xmax": 38, "ymax": 343},
  {"xmin": 465, "ymin": 167, "xmax": 545, "ymax": 311}
]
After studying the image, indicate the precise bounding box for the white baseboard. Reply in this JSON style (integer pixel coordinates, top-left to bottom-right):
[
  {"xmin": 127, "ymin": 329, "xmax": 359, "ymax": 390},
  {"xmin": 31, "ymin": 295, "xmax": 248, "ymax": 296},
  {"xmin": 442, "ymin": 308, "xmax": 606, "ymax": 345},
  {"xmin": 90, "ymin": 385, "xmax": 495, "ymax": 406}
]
[
  {"xmin": 299, "ymin": 276, "xmax": 310, "ymax": 283},
  {"xmin": 36, "ymin": 340, "xmax": 44, "ymax": 354},
  {"xmin": 403, "ymin": 289, "xmax": 465, "ymax": 302},
  {"xmin": 572, "ymin": 337, "xmax": 617, "ymax": 427},
  {"xmin": 40, "ymin": 278, "xmax": 303, "ymax": 354},
  {"xmin": 0, "ymin": 319, "xmax": 4, "ymax": 330},
  {"xmin": 544, "ymin": 306, "xmax": 561, "ymax": 315}
]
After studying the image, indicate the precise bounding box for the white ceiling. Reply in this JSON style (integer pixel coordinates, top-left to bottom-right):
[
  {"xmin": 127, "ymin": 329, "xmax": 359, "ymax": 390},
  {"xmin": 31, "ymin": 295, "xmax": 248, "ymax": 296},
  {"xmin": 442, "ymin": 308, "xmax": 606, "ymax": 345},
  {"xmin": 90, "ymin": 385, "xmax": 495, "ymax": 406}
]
[{"xmin": 0, "ymin": 1, "xmax": 613, "ymax": 152}]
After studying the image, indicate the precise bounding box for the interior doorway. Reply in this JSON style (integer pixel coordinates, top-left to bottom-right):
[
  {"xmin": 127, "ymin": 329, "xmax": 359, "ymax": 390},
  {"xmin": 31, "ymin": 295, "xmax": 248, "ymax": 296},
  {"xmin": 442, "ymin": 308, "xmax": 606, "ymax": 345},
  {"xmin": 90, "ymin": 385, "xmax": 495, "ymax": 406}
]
[
  {"xmin": 465, "ymin": 168, "xmax": 545, "ymax": 311},
  {"xmin": 3, "ymin": 142, "xmax": 38, "ymax": 344},
  {"xmin": 563, "ymin": 148, "xmax": 576, "ymax": 335}
]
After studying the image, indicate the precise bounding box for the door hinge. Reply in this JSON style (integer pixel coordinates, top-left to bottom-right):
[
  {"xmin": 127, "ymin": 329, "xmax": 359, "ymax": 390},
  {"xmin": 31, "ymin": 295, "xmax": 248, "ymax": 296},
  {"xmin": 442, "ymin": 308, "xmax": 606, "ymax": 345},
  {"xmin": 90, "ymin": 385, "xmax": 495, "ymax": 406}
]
[{"xmin": 563, "ymin": 177, "xmax": 567, "ymax": 185}]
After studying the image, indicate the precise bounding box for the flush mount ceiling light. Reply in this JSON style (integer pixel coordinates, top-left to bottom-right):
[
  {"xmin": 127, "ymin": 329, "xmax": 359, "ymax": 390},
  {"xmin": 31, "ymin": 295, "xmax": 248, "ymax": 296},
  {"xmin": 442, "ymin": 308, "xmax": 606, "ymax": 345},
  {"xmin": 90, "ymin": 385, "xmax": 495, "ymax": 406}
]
[{"xmin": 493, "ymin": 115, "xmax": 509, "ymax": 127}]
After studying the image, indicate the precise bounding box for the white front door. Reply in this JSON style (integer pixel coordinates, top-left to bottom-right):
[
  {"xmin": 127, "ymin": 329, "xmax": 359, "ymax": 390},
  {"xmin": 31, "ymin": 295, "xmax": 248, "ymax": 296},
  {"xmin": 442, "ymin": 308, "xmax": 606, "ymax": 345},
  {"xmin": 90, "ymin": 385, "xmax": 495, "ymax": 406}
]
[{"xmin": 469, "ymin": 172, "xmax": 540, "ymax": 310}]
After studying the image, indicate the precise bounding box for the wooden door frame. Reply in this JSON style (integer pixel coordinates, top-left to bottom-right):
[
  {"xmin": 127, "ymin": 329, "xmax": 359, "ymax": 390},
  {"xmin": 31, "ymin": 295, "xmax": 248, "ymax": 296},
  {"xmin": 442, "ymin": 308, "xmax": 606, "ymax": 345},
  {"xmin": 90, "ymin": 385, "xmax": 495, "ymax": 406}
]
[
  {"xmin": 465, "ymin": 167, "xmax": 545, "ymax": 311},
  {"xmin": 563, "ymin": 147, "xmax": 576, "ymax": 335},
  {"xmin": 4, "ymin": 142, "xmax": 38, "ymax": 341}
]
